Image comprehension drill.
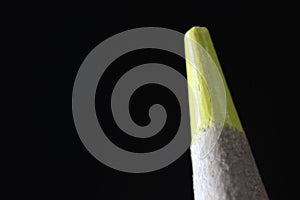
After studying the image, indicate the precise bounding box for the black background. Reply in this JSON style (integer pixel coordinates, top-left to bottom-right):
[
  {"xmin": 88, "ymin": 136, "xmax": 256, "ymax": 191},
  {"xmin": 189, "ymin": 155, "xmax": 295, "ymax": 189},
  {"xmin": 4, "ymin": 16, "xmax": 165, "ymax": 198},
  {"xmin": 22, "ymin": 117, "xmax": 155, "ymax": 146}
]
[{"xmin": 12, "ymin": 0, "xmax": 297, "ymax": 199}]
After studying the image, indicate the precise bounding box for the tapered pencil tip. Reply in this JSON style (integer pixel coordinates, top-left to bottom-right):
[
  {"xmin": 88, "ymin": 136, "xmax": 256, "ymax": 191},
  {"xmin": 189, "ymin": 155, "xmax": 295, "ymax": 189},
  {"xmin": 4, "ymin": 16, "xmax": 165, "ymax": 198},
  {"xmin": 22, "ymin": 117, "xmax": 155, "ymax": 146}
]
[
  {"xmin": 186, "ymin": 26, "xmax": 208, "ymax": 35},
  {"xmin": 184, "ymin": 26, "xmax": 244, "ymax": 135}
]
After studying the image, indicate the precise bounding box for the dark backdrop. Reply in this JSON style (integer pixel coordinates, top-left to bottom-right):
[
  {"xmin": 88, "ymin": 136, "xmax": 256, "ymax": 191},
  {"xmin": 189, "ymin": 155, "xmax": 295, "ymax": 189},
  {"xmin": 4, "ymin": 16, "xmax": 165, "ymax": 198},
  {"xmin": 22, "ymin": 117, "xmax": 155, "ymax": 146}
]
[{"xmin": 14, "ymin": 0, "xmax": 297, "ymax": 199}]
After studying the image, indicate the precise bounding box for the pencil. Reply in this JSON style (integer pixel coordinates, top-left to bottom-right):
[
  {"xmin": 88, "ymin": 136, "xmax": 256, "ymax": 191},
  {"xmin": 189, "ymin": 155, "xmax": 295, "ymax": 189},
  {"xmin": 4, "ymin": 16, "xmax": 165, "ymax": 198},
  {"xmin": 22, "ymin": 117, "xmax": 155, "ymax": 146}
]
[{"xmin": 185, "ymin": 27, "xmax": 269, "ymax": 200}]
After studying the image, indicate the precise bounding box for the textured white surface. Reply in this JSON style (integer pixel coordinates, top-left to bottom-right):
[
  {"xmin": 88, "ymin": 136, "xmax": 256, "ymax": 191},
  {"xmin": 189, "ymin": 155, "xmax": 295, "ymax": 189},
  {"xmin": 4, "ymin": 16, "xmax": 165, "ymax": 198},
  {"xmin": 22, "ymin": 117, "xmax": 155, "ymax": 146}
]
[{"xmin": 191, "ymin": 127, "xmax": 269, "ymax": 200}]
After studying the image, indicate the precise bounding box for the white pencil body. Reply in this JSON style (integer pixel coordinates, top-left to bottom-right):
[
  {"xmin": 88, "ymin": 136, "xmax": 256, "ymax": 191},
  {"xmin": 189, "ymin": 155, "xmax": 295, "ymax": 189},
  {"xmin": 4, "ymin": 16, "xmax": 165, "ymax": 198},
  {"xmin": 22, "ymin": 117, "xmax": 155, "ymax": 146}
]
[{"xmin": 191, "ymin": 127, "xmax": 268, "ymax": 200}]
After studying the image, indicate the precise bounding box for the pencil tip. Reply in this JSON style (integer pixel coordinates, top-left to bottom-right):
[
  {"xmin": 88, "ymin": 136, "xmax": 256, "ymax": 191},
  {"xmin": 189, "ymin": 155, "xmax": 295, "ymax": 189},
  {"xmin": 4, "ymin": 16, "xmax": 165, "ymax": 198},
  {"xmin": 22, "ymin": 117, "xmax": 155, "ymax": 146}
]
[
  {"xmin": 184, "ymin": 26, "xmax": 244, "ymax": 135},
  {"xmin": 185, "ymin": 26, "xmax": 208, "ymax": 37}
]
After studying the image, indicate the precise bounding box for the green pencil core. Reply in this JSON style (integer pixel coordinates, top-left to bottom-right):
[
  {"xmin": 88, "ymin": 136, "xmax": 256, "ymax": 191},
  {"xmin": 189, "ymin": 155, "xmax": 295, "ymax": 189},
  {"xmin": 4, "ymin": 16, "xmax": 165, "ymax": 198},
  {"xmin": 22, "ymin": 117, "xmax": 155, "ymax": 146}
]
[{"xmin": 184, "ymin": 26, "xmax": 244, "ymax": 137}]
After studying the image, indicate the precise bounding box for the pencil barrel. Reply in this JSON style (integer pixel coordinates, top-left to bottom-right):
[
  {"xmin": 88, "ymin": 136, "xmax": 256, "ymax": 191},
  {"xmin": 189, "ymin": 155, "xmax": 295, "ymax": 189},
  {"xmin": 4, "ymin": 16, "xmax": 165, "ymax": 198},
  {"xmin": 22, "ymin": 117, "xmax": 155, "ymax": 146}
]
[{"xmin": 191, "ymin": 127, "xmax": 268, "ymax": 200}]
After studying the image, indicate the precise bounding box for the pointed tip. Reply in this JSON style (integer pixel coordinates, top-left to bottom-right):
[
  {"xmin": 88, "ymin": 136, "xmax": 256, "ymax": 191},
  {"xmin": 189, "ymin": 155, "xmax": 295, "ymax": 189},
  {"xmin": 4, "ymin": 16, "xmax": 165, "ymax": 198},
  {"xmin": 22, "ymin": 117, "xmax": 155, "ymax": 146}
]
[
  {"xmin": 184, "ymin": 26, "xmax": 244, "ymax": 134},
  {"xmin": 185, "ymin": 26, "xmax": 209, "ymax": 38},
  {"xmin": 184, "ymin": 26, "xmax": 215, "ymax": 63},
  {"xmin": 186, "ymin": 26, "xmax": 208, "ymax": 33}
]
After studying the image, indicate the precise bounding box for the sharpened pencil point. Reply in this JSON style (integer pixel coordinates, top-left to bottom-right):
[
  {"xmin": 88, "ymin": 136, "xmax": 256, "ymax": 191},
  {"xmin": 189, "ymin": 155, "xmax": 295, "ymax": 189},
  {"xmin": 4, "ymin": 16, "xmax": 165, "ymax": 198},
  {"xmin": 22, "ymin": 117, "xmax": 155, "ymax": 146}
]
[{"xmin": 184, "ymin": 26, "xmax": 243, "ymax": 136}]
